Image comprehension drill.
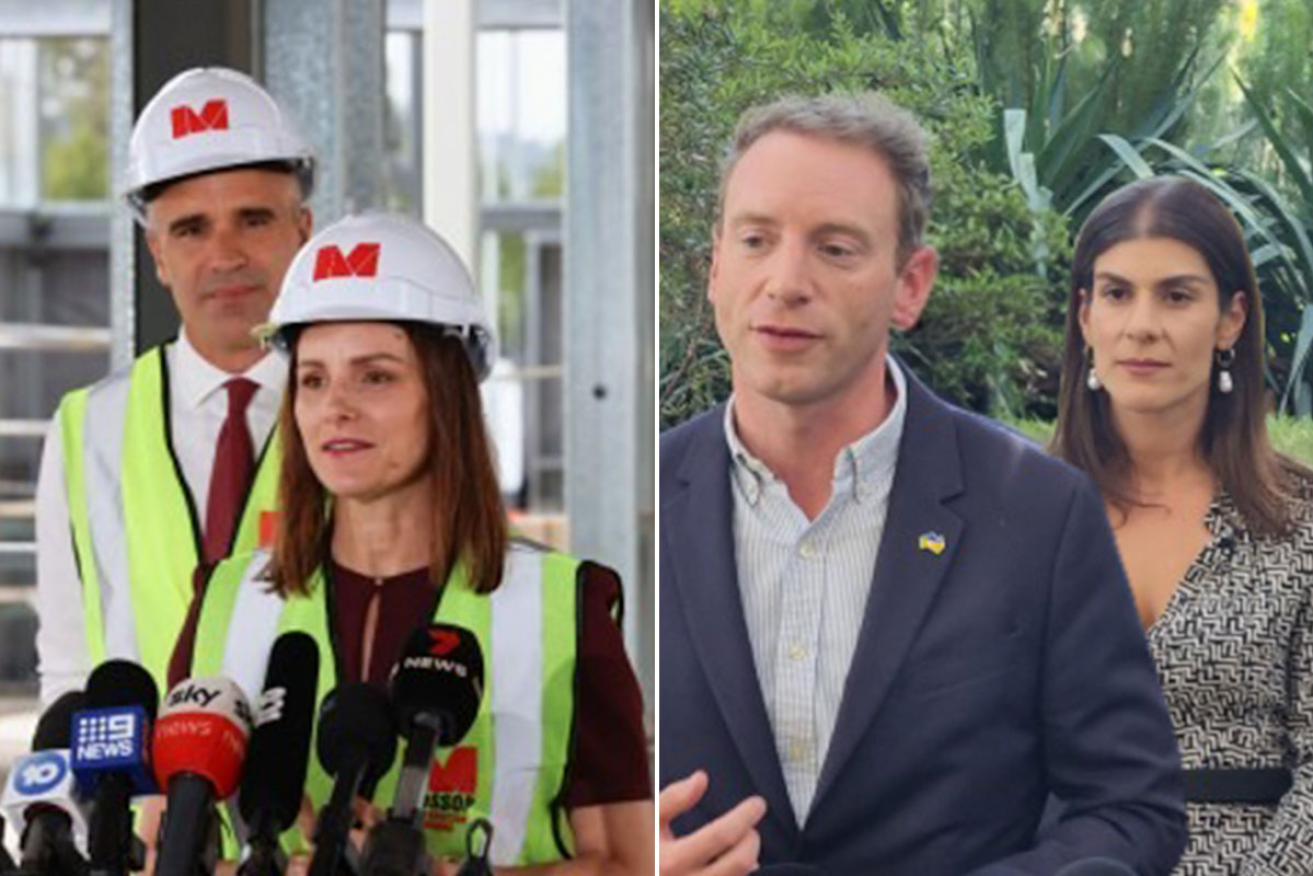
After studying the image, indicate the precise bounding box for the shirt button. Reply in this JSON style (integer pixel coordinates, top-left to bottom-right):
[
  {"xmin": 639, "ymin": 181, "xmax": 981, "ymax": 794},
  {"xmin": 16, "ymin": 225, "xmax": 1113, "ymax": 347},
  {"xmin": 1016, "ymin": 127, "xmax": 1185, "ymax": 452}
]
[
  {"xmin": 790, "ymin": 742, "xmax": 805, "ymax": 763},
  {"xmin": 789, "ymin": 643, "xmax": 807, "ymax": 661},
  {"xmin": 799, "ymin": 541, "xmax": 816, "ymax": 559}
]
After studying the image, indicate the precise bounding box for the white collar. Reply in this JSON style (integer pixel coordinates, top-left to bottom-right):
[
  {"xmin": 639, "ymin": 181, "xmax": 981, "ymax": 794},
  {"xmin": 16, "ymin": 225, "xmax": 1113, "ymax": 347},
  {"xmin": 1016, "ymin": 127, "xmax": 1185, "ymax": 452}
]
[
  {"xmin": 723, "ymin": 354, "xmax": 908, "ymax": 505},
  {"xmin": 172, "ymin": 329, "xmax": 286, "ymax": 409}
]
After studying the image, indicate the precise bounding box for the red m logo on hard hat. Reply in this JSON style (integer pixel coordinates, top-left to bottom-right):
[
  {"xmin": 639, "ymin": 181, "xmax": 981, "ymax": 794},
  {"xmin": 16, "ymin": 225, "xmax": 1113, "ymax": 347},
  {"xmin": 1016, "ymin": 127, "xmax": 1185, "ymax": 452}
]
[
  {"xmin": 171, "ymin": 100, "xmax": 229, "ymax": 139},
  {"xmin": 313, "ymin": 244, "xmax": 381, "ymax": 281}
]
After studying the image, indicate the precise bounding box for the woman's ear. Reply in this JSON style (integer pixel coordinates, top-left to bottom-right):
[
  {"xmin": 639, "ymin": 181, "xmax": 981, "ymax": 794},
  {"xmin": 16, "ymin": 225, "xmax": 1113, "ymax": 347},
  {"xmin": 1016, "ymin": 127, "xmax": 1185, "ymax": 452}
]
[
  {"xmin": 1217, "ymin": 291, "xmax": 1247, "ymax": 350},
  {"xmin": 1077, "ymin": 288, "xmax": 1092, "ymax": 347}
]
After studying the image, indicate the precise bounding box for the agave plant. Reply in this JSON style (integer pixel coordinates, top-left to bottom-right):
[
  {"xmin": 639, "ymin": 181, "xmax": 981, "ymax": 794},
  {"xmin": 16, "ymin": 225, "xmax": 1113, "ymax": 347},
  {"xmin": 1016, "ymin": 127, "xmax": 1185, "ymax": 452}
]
[
  {"xmin": 1003, "ymin": 49, "xmax": 1222, "ymax": 205},
  {"xmin": 990, "ymin": 27, "xmax": 1223, "ymax": 287}
]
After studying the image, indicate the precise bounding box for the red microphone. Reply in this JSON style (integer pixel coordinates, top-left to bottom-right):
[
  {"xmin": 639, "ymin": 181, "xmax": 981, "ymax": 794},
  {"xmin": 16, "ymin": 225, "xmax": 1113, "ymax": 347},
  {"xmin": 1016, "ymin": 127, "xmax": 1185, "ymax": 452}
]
[{"xmin": 152, "ymin": 677, "xmax": 254, "ymax": 876}]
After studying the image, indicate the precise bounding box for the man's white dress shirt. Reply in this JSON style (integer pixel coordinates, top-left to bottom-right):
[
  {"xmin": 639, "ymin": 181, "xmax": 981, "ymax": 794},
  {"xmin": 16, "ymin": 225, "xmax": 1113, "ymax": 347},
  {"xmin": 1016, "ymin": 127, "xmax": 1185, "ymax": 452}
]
[{"xmin": 724, "ymin": 356, "xmax": 907, "ymax": 821}]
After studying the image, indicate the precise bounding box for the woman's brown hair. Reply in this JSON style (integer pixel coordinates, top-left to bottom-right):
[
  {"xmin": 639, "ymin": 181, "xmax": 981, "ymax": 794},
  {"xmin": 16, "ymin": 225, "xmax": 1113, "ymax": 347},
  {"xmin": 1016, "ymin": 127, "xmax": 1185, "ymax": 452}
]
[
  {"xmin": 267, "ymin": 321, "xmax": 508, "ymax": 595},
  {"xmin": 1051, "ymin": 175, "xmax": 1306, "ymax": 537}
]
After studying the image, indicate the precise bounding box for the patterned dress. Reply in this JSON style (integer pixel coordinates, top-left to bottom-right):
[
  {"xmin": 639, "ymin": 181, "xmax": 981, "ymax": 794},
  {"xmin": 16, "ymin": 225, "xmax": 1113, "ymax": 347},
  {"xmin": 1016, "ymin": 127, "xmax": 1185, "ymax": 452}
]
[{"xmin": 1148, "ymin": 488, "xmax": 1313, "ymax": 875}]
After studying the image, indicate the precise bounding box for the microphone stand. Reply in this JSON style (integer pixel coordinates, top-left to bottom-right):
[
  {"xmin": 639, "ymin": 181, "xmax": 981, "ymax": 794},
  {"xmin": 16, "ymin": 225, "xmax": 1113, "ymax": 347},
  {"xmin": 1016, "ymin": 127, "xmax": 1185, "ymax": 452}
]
[
  {"xmin": 308, "ymin": 757, "xmax": 371, "ymax": 876},
  {"xmin": 18, "ymin": 814, "xmax": 90, "ymax": 876},
  {"xmin": 360, "ymin": 714, "xmax": 444, "ymax": 876},
  {"xmin": 87, "ymin": 776, "xmax": 143, "ymax": 876},
  {"xmin": 235, "ymin": 834, "xmax": 280, "ymax": 876},
  {"xmin": 154, "ymin": 775, "xmax": 221, "ymax": 876}
]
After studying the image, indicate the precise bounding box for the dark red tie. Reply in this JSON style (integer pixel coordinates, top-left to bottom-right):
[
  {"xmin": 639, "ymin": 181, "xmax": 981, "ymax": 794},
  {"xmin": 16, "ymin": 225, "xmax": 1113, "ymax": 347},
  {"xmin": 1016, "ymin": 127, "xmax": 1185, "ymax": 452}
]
[{"xmin": 203, "ymin": 378, "xmax": 258, "ymax": 564}]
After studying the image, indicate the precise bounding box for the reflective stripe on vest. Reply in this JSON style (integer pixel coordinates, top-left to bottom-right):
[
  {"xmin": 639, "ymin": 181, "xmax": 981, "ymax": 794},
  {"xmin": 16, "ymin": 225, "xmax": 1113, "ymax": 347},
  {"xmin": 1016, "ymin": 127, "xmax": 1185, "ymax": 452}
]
[
  {"xmin": 56, "ymin": 345, "xmax": 282, "ymax": 695},
  {"xmin": 192, "ymin": 543, "xmax": 580, "ymax": 866}
]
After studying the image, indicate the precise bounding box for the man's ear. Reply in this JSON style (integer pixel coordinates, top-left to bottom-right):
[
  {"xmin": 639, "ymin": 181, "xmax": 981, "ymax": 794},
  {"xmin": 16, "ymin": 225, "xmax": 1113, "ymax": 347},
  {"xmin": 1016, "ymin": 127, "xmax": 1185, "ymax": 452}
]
[
  {"xmin": 707, "ymin": 224, "xmax": 723, "ymax": 304},
  {"xmin": 144, "ymin": 227, "xmax": 170, "ymax": 288},
  {"xmin": 890, "ymin": 245, "xmax": 938, "ymax": 331}
]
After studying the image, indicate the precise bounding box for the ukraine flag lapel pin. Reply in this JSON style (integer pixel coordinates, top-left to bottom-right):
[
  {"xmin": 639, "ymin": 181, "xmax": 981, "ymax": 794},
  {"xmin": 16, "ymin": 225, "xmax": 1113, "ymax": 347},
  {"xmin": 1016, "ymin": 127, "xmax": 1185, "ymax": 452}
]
[{"xmin": 918, "ymin": 531, "xmax": 946, "ymax": 556}]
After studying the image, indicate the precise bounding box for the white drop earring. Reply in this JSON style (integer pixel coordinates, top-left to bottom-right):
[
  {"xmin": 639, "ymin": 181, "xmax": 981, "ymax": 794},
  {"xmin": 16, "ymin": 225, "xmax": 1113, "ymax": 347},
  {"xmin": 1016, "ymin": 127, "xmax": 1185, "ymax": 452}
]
[
  {"xmin": 1086, "ymin": 348, "xmax": 1101, "ymax": 391},
  {"xmin": 1216, "ymin": 348, "xmax": 1235, "ymax": 394}
]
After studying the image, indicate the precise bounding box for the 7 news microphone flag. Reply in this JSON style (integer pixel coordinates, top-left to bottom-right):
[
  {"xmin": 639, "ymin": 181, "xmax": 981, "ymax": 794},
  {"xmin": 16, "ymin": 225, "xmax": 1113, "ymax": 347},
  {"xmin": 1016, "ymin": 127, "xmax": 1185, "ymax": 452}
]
[{"xmin": 361, "ymin": 624, "xmax": 484, "ymax": 876}]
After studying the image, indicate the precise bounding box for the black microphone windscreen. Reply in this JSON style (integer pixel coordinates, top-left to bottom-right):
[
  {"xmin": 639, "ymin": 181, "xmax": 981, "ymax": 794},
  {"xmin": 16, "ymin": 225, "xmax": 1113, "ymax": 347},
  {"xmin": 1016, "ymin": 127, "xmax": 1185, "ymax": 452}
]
[
  {"xmin": 85, "ymin": 660, "xmax": 160, "ymax": 721},
  {"xmin": 31, "ymin": 691, "xmax": 88, "ymax": 750},
  {"xmin": 316, "ymin": 683, "xmax": 397, "ymax": 791},
  {"xmin": 239, "ymin": 632, "xmax": 320, "ymax": 830},
  {"xmin": 390, "ymin": 624, "xmax": 483, "ymax": 746}
]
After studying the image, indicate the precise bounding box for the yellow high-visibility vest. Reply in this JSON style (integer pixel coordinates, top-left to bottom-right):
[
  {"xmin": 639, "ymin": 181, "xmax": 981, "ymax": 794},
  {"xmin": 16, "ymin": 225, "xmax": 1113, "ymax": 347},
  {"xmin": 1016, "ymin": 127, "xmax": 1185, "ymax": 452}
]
[
  {"xmin": 192, "ymin": 542, "xmax": 580, "ymax": 866},
  {"xmin": 56, "ymin": 344, "xmax": 282, "ymax": 696}
]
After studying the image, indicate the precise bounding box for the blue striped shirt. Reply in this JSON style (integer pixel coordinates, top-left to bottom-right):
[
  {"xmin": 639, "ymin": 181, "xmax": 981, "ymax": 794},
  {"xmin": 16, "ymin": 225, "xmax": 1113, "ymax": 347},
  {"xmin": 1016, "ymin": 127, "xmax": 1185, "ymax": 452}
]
[{"xmin": 723, "ymin": 357, "xmax": 907, "ymax": 821}]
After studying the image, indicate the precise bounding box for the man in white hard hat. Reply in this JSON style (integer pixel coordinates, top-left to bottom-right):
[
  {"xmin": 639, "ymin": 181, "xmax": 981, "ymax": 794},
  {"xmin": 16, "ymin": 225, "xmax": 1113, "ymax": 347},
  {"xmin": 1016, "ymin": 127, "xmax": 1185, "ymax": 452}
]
[{"xmin": 34, "ymin": 67, "xmax": 315, "ymax": 704}]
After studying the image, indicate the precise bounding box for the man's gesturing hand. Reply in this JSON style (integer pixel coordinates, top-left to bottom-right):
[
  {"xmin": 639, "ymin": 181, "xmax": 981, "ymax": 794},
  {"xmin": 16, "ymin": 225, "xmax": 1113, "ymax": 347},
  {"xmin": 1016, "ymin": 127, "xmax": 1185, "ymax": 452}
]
[{"xmin": 659, "ymin": 771, "xmax": 766, "ymax": 876}]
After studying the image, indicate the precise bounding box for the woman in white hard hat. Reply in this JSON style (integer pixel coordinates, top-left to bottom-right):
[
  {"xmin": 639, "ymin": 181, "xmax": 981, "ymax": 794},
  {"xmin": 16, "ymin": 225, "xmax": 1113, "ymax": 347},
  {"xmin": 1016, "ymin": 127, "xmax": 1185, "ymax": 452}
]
[{"xmin": 169, "ymin": 212, "xmax": 653, "ymax": 873}]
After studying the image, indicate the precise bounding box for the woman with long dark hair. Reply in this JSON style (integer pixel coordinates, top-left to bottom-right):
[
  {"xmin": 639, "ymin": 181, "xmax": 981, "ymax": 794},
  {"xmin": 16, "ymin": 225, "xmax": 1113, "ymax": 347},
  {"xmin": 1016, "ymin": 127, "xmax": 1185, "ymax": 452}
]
[
  {"xmin": 171, "ymin": 212, "xmax": 653, "ymax": 874},
  {"xmin": 1052, "ymin": 176, "xmax": 1313, "ymax": 873}
]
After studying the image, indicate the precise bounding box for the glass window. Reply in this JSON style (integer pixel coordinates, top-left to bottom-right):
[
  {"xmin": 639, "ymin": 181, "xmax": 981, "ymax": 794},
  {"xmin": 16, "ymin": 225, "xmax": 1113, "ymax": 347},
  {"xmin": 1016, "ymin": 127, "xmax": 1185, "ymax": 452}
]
[
  {"xmin": 0, "ymin": 36, "xmax": 108, "ymax": 207},
  {"xmin": 480, "ymin": 229, "xmax": 563, "ymax": 514},
  {"xmin": 0, "ymin": 39, "xmax": 39, "ymax": 206},
  {"xmin": 473, "ymin": 26, "xmax": 567, "ymax": 542},
  {"xmin": 383, "ymin": 29, "xmax": 422, "ymax": 216},
  {"xmin": 0, "ymin": 33, "xmax": 111, "ymax": 689},
  {"xmin": 38, "ymin": 37, "xmax": 109, "ymax": 202},
  {"xmin": 477, "ymin": 29, "xmax": 566, "ymax": 203}
]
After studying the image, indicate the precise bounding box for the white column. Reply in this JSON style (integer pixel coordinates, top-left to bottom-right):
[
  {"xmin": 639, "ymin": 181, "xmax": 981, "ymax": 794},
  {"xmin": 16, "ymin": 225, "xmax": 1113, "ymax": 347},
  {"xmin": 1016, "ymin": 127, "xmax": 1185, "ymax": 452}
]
[
  {"xmin": 564, "ymin": 0, "xmax": 654, "ymax": 703},
  {"xmin": 422, "ymin": 0, "xmax": 477, "ymax": 269}
]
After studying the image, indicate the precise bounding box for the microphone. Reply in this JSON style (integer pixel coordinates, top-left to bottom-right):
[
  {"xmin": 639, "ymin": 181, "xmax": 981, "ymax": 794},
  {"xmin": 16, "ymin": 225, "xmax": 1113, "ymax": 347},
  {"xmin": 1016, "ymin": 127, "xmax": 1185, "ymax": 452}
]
[
  {"xmin": 361, "ymin": 625, "xmax": 484, "ymax": 876},
  {"xmin": 387, "ymin": 625, "xmax": 483, "ymax": 817},
  {"xmin": 71, "ymin": 661, "xmax": 158, "ymax": 876},
  {"xmin": 1, "ymin": 692, "xmax": 90, "ymax": 876},
  {"xmin": 237, "ymin": 633, "xmax": 320, "ymax": 876},
  {"xmin": 307, "ymin": 684, "xmax": 397, "ymax": 876},
  {"xmin": 152, "ymin": 677, "xmax": 254, "ymax": 876}
]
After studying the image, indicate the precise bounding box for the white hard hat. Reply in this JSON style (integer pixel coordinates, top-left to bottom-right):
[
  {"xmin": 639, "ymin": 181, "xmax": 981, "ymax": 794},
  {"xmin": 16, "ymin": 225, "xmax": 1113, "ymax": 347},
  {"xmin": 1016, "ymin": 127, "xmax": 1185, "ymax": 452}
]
[
  {"xmin": 124, "ymin": 67, "xmax": 314, "ymax": 220},
  {"xmin": 263, "ymin": 213, "xmax": 497, "ymax": 380}
]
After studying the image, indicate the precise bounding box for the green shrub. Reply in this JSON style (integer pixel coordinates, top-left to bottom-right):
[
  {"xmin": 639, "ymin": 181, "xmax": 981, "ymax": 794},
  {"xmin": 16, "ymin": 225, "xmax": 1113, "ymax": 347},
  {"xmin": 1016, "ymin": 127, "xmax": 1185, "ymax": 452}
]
[
  {"xmin": 1268, "ymin": 416, "xmax": 1313, "ymax": 465},
  {"xmin": 996, "ymin": 415, "xmax": 1313, "ymax": 466}
]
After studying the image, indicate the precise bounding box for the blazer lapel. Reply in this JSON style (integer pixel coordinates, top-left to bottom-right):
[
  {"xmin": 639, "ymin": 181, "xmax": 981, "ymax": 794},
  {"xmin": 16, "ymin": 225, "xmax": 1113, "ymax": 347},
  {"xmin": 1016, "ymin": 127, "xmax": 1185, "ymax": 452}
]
[
  {"xmin": 812, "ymin": 372, "xmax": 966, "ymax": 811},
  {"xmin": 664, "ymin": 406, "xmax": 798, "ymax": 836}
]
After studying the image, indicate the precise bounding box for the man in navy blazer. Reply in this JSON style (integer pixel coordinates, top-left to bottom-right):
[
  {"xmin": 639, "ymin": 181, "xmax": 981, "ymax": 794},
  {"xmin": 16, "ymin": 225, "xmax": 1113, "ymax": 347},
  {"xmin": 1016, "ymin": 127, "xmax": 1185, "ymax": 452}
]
[{"xmin": 658, "ymin": 93, "xmax": 1186, "ymax": 875}]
